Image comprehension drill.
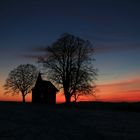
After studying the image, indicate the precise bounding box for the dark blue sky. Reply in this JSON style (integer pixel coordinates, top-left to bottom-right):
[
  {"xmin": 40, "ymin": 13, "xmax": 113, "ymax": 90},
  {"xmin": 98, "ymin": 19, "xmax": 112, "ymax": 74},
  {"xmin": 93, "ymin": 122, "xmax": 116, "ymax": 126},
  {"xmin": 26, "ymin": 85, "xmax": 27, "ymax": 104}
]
[{"xmin": 0, "ymin": 0, "xmax": 140, "ymax": 101}]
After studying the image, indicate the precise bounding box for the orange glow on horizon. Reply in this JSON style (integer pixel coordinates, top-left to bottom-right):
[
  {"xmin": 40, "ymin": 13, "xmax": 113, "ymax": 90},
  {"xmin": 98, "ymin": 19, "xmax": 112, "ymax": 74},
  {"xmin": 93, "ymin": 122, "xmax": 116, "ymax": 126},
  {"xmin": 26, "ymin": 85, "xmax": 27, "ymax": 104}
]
[{"xmin": 0, "ymin": 77, "xmax": 140, "ymax": 103}]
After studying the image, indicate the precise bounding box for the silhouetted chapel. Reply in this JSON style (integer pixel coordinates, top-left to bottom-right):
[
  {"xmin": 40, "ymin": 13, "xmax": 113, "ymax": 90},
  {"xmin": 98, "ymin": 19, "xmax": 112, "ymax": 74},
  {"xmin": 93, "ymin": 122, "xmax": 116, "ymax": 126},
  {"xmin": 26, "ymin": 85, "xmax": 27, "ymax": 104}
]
[{"xmin": 32, "ymin": 73, "xmax": 59, "ymax": 104}]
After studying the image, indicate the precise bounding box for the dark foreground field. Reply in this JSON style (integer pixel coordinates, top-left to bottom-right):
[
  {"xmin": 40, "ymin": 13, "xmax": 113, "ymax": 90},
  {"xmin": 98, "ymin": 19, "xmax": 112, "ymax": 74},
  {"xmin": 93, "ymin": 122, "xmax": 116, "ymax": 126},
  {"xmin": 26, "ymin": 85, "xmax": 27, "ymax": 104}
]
[{"xmin": 0, "ymin": 101, "xmax": 140, "ymax": 140}]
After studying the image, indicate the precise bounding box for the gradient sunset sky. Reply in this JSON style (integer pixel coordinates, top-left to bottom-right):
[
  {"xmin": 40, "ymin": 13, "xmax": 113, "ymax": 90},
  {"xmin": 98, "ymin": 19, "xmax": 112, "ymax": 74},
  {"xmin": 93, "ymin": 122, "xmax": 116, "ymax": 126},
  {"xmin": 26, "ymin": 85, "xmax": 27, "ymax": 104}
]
[{"xmin": 0, "ymin": 0, "xmax": 140, "ymax": 102}]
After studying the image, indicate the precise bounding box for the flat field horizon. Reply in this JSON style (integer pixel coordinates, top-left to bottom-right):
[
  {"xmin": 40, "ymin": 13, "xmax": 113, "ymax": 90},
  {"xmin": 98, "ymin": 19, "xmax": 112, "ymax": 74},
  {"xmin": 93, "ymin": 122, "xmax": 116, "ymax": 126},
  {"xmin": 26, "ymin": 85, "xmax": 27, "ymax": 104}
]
[{"xmin": 0, "ymin": 101, "xmax": 140, "ymax": 140}]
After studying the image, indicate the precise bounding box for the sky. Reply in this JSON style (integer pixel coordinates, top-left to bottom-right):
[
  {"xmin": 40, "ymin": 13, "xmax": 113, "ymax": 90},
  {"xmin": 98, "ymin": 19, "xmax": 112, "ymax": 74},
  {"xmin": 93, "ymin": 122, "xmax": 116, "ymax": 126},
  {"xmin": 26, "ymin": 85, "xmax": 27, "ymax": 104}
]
[{"xmin": 0, "ymin": 0, "xmax": 140, "ymax": 102}]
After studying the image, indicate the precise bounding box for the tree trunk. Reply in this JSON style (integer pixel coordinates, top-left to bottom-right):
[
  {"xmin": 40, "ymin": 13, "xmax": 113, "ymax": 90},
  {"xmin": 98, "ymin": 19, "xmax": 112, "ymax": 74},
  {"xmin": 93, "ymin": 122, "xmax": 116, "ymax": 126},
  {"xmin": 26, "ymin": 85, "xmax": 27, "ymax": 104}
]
[
  {"xmin": 73, "ymin": 94, "xmax": 77, "ymax": 103},
  {"xmin": 65, "ymin": 94, "xmax": 71, "ymax": 104},
  {"xmin": 74, "ymin": 97, "xmax": 77, "ymax": 103},
  {"xmin": 22, "ymin": 94, "xmax": 26, "ymax": 103}
]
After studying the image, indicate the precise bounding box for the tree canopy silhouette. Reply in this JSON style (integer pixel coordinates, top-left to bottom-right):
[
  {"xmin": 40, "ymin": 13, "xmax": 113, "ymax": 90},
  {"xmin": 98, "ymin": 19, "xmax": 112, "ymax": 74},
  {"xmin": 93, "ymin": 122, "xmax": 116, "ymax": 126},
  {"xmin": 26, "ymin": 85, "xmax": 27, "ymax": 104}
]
[
  {"xmin": 39, "ymin": 33, "xmax": 97, "ymax": 104},
  {"xmin": 4, "ymin": 64, "xmax": 38, "ymax": 102}
]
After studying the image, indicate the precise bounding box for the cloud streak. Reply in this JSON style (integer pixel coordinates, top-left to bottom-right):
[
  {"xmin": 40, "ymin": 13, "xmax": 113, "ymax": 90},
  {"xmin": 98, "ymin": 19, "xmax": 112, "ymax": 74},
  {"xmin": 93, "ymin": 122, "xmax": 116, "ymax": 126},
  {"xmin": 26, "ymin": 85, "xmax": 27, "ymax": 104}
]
[
  {"xmin": 20, "ymin": 53, "xmax": 48, "ymax": 60},
  {"xmin": 19, "ymin": 46, "xmax": 47, "ymax": 60},
  {"xmin": 27, "ymin": 46, "xmax": 47, "ymax": 52},
  {"xmin": 21, "ymin": 41, "xmax": 140, "ymax": 59},
  {"xmin": 98, "ymin": 77, "xmax": 140, "ymax": 88},
  {"xmin": 94, "ymin": 42, "xmax": 140, "ymax": 53},
  {"xmin": 97, "ymin": 77, "xmax": 140, "ymax": 102}
]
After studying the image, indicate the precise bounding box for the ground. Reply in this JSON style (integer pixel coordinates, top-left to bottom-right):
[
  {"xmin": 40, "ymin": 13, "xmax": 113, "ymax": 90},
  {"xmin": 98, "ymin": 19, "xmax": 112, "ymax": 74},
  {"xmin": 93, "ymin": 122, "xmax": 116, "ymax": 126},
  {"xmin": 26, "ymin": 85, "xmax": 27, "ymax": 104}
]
[{"xmin": 0, "ymin": 102, "xmax": 140, "ymax": 140}]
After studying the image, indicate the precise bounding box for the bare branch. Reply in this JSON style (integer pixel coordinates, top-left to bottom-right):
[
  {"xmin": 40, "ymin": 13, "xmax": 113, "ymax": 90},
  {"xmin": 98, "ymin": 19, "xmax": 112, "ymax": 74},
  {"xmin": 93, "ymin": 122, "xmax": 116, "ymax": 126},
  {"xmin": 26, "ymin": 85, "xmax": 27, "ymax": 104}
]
[{"xmin": 39, "ymin": 33, "xmax": 97, "ymax": 103}]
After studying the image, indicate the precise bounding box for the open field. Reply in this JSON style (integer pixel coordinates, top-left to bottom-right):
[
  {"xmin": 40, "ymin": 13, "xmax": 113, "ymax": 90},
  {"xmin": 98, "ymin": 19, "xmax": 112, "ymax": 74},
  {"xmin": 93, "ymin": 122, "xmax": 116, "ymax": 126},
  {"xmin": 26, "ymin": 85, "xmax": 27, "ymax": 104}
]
[{"xmin": 0, "ymin": 101, "xmax": 140, "ymax": 140}]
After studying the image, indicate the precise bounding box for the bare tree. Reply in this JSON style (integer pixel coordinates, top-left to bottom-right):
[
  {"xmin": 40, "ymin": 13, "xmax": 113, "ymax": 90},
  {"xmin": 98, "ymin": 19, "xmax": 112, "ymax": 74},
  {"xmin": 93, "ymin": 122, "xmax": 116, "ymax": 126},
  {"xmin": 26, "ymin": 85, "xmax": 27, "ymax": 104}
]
[
  {"xmin": 39, "ymin": 33, "xmax": 97, "ymax": 104},
  {"xmin": 72, "ymin": 85, "xmax": 96, "ymax": 102},
  {"xmin": 4, "ymin": 64, "xmax": 38, "ymax": 102}
]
